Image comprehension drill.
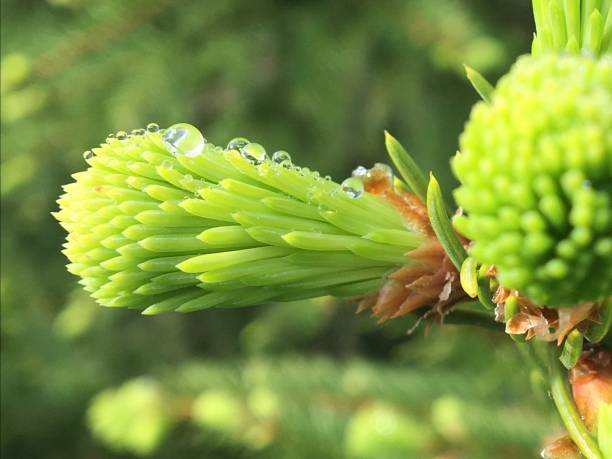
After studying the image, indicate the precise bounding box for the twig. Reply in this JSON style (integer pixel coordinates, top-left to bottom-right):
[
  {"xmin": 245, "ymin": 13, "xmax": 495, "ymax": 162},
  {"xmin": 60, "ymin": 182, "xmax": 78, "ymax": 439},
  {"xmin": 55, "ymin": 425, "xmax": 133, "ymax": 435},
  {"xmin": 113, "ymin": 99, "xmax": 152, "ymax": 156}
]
[
  {"xmin": 444, "ymin": 306, "xmax": 503, "ymax": 332},
  {"xmin": 546, "ymin": 344, "xmax": 602, "ymax": 459}
]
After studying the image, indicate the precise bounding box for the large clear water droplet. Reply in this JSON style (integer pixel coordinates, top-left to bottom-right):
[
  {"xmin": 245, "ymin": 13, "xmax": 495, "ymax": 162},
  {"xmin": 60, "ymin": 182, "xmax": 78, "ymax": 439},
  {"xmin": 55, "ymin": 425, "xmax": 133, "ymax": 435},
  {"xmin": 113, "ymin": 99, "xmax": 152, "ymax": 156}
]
[
  {"xmin": 352, "ymin": 166, "xmax": 367, "ymax": 177},
  {"xmin": 272, "ymin": 150, "xmax": 292, "ymax": 167},
  {"xmin": 271, "ymin": 150, "xmax": 290, "ymax": 163},
  {"xmin": 83, "ymin": 150, "xmax": 94, "ymax": 160},
  {"xmin": 226, "ymin": 137, "xmax": 250, "ymax": 151},
  {"xmin": 161, "ymin": 160, "xmax": 174, "ymax": 170},
  {"xmin": 162, "ymin": 123, "xmax": 206, "ymax": 158},
  {"xmin": 116, "ymin": 131, "xmax": 128, "ymax": 140},
  {"xmin": 182, "ymin": 174, "xmax": 194, "ymax": 188},
  {"xmin": 341, "ymin": 177, "xmax": 364, "ymax": 198},
  {"xmin": 241, "ymin": 143, "xmax": 268, "ymax": 164},
  {"xmin": 146, "ymin": 123, "xmax": 160, "ymax": 133}
]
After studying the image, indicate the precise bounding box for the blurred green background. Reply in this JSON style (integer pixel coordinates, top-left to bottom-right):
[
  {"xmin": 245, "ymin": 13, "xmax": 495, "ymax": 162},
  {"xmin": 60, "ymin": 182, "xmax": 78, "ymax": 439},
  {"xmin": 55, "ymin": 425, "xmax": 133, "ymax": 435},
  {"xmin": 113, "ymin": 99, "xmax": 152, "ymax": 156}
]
[{"xmin": 1, "ymin": 1, "xmax": 562, "ymax": 458}]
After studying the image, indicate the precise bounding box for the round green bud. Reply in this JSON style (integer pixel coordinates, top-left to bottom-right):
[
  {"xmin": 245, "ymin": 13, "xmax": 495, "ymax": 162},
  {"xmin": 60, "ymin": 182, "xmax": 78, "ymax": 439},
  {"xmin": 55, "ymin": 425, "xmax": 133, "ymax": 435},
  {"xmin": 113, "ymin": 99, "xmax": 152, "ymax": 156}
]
[
  {"xmin": 87, "ymin": 378, "xmax": 171, "ymax": 456},
  {"xmin": 344, "ymin": 401, "xmax": 433, "ymax": 457},
  {"xmin": 453, "ymin": 54, "xmax": 612, "ymax": 307},
  {"xmin": 192, "ymin": 389, "xmax": 244, "ymax": 435},
  {"xmin": 55, "ymin": 126, "xmax": 424, "ymax": 314}
]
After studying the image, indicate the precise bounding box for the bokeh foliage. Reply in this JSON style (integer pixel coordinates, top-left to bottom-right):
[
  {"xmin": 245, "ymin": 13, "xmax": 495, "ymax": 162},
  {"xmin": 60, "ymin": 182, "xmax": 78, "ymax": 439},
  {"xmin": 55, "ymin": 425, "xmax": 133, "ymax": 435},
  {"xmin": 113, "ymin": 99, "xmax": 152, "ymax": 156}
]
[{"xmin": 1, "ymin": 0, "xmax": 558, "ymax": 458}]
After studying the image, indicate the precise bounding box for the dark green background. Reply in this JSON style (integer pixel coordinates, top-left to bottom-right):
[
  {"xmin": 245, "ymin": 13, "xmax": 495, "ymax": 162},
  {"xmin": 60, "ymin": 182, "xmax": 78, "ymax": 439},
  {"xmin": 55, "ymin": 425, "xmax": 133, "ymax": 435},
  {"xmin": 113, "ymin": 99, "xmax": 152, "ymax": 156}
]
[{"xmin": 1, "ymin": 1, "xmax": 560, "ymax": 458}]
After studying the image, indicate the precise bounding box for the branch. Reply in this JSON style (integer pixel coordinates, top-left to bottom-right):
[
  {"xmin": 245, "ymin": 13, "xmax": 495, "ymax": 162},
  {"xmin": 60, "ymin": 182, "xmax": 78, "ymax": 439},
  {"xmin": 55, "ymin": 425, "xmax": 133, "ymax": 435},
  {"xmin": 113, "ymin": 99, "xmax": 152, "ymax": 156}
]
[
  {"xmin": 546, "ymin": 344, "xmax": 603, "ymax": 459},
  {"xmin": 444, "ymin": 303, "xmax": 503, "ymax": 332}
]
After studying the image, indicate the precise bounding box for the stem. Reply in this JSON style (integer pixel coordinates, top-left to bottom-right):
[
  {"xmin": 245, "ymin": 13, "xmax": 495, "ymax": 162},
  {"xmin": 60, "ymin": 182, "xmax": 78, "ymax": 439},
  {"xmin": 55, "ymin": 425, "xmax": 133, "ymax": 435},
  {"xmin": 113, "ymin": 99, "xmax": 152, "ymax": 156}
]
[
  {"xmin": 546, "ymin": 344, "xmax": 603, "ymax": 459},
  {"xmin": 445, "ymin": 306, "xmax": 504, "ymax": 332}
]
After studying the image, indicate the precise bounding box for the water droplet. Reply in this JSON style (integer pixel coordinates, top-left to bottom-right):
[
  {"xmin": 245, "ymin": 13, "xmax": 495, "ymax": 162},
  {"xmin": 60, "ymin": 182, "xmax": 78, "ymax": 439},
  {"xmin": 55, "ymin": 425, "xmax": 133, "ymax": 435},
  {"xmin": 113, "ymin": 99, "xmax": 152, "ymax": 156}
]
[
  {"xmin": 116, "ymin": 131, "xmax": 128, "ymax": 140},
  {"xmin": 352, "ymin": 166, "xmax": 367, "ymax": 177},
  {"xmin": 181, "ymin": 174, "xmax": 197, "ymax": 190},
  {"xmin": 161, "ymin": 160, "xmax": 174, "ymax": 170},
  {"xmin": 131, "ymin": 128, "xmax": 146, "ymax": 136},
  {"xmin": 83, "ymin": 150, "xmax": 95, "ymax": 160},
  {"xmin": 193, "ymin": 181, "xmax": 207, "ymax": 193},
  {"xmin": 106, "ymin": 133, "xmax": 116, "ymax": 142},
  {"xmin": 341, "ymin": 177, "xmax": 364, "ymax": 198},
  {"xmin": 146, "ymin": 123, "xmax": 160, "ymax": 133},
  {"xmin": 226, "ymin": 137, "xmax": 250, "ymax": 151},
  {"xmin": 272, "ymin": 150, "xmax": 291, "ymax": 164},
  {"xmin": 324, "ymin": 175, "xmax": 332, "ymax": 181},
  {"xmin": 240, "ymin": 143, "xmax": 268, "ymax": 164},
  {"xmin": 162, "ymin": 123, "xmax": 206, "ymax": 158}
]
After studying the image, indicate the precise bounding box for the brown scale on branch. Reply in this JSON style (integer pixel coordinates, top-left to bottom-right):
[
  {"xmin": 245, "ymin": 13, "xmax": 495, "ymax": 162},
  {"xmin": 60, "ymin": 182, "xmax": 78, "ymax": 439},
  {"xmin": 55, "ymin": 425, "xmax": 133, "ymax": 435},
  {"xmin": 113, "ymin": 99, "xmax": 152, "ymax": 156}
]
[
  {"xmin": 355, "ymin": 164, "xmax": 603, "ymax": 339},
  {"xmin": 356, "ymin": 165, "xmax": 467, "ymax": 324},
  {"xmin": 540, "ymin": 435, "xmax": 582, "ymax": 459},
  {"xmin": 492, "ymin": 284, "xmax": 600, "ymax": 344}
]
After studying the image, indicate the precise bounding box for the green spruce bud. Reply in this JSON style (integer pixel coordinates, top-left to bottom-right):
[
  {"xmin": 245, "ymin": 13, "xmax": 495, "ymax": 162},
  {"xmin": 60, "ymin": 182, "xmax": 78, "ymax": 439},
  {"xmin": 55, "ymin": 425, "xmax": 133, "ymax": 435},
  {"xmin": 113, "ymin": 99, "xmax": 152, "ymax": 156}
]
[
  {"xmin": 531, "ymin": 0, "xmax": 612, "ymax": 57},
  {"xmin": 452, "ymin": 54, "xmax": 612, "ymax": 306},
  {"xmin": 55, "ymin": 124, "xmax": 427, "ymax": 314}
]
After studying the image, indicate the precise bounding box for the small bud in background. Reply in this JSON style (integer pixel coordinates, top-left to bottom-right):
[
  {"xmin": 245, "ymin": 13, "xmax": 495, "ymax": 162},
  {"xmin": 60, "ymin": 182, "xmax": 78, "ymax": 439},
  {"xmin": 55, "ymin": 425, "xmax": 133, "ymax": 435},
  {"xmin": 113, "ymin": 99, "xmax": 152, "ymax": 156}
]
[
  {"xmin": 191, "ymin": 390, "xmax": 244, "ymax": 436},
  {"xmin": 87, "ymin": 378, "xmax": 174, "ymax": 456},
  {"xmin": 344, "ymin": 401, "xmax": 434, "ymax": 458}
]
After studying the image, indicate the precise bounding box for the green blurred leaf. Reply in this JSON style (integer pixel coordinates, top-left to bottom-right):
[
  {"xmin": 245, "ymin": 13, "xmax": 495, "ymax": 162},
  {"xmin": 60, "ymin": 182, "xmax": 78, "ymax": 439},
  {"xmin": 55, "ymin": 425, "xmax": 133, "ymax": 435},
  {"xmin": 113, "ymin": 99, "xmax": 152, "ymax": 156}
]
[{"xmin": 464, "ymin": 65, "xmax": 494, "ymax": 103}]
